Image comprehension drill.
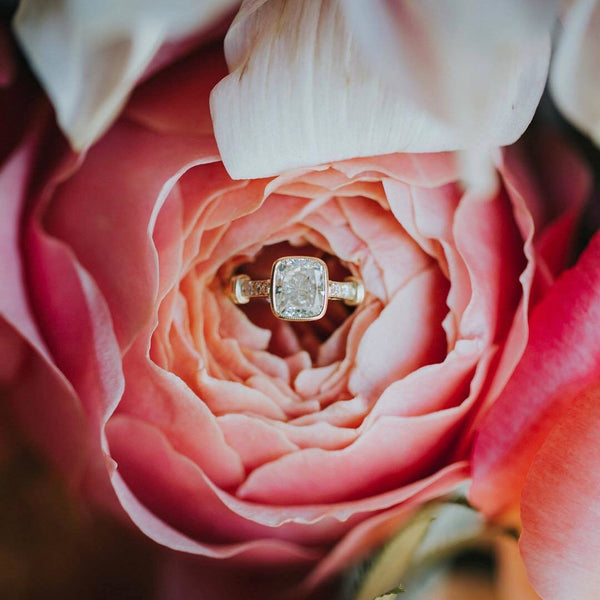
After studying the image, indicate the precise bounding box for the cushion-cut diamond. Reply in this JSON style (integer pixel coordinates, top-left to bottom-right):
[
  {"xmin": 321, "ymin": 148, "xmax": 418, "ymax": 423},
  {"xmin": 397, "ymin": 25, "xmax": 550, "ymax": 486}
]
[{"xmin": 271, "ymin": 257, "xmax": 328, "ymax": 321}]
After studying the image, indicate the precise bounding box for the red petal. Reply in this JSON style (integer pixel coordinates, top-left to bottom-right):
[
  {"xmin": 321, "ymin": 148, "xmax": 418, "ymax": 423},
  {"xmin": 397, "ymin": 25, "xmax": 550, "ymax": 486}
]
[
  {"xmin": 520, "ymin": 383, "xmax": 600, "ymax": 600},
  {"xmin": 471, "ymin": 233, "xmax": 600, "ymax": 514}
]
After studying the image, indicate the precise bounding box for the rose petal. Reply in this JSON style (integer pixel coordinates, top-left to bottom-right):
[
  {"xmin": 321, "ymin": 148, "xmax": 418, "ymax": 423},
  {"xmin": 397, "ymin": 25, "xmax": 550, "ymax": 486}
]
[
  {"xmin": 196, "ymin": 370, "xmax": 288, "ymax": 421},
  {"xmin": 1, "ymin": 139, "xmax": 48, "ymax": 356},
  {"xmin": 44, "ymin": 120, "xmax": 219, "ymax": 349},
  {"xmin": 453, "ymin": 186, "xmax": 526, "ymax": 344},
  {"xmin": 26, "ymin": 229, "xmax": 124, "ymax": 429},
  {"xmin": 14, "ymin": 0, "xmax": 238, "ymax": 149},
  {"xmin": 368, "ymin": 344, "xmax": 481, "ymax": 419},
  {"xmin": 471, "ymin": 233, "xmax": 600, "ymax": 515},
  {"xmin": 238, "ymin": 410, "xmax": 472, "ymax": 505},
  {"xmin": 295, "ymin": 302, "xmax": 381, "ymax": 410},
  {"xmin": 211, "ymin": 0, "xmax": 551, "ymax": 179},
  {"xmin": 349, "ymin": 265, "xmax": 449, "ymax": 399},
  {"xmin": 126, "ymin": 42, "xmax": 229, "ymax": 138},
  {"xmin": 304, "ymin": 462, "xmax": 470, "ymax": 590},
  {"xmin": 342, "ymin": 0, "xmax": 555, "ymax": 137},
  {"xmin": 0, "ymin": 134, "xmax": 91, "ymax": 481},
  {"xmin": 339, "ymin": 197, "xmax": 432, "ymax": 301},
  {"xmin": 110, "ymin": 468, "xmax": 322, "ymax": 564},
  {"xmin": 217, "ymin": 414, "xmax": 299, "ymax": 472},
  {"xmin": 109, "ymin": 413, "xmax": 471, "ymax": 551},
  {"xmin": 519, "ymin": 383, "xmax": 600, "ymax": 600},
  {"xmin": 333, "ymin": 153, "xmax": 459, "ymax": 189},
  {"xmin": 551, "ymin": 0, "xmax": 600, "ymax": 145},
  {"xmin": 118, "ymin": 343, "xmax": 245, "ymax": 489}
]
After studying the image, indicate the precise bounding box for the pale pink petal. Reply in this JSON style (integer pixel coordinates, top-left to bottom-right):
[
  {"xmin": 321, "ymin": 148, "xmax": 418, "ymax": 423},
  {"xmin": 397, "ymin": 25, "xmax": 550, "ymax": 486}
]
[
  {"xmin": 294, "ymin": 363, "xmax": 341, "ymax": 399},
  {"xmin": 339, "ymin": 197, "xmax": 432, "ymax": 301},
  {"xmin": 109, "ymin": 414, "xmax": 471, "ymax": 549},
  {"xmin": 453, "ymin": 186, "xmax": 526, "ymax": 344},
  {"xmin": 185, "ymin": 284, "xmax": 267, "ymax": 381},
  {"xmin": 369, "ymin": 344, "xmax": 481, "ymax": 419},
  {"xmin": 386, "ymin": 182, "xmax": 468, "ymax": 336},
  {"xmin": 108, "ymin": 415, "xmax": 352, "ymax": 546},
  {"xmin": 26, "ymin": 228, "xmax": 124, "ymax": 429},
  {"xmin": 118, "ymin": 347, "xmax": 246, "ymax": 489},
  {"xmin": 239, "ymin": 411, "xmax": 472, "ymax": 505},
  {"xmin": 198, "ymin": 194, "xmax": 321, "ymax": 273},
  {"xmin": 217, "ymin": 414, "xmax": 300, "ymax": 471},
  {"xmin": 214, "ymin": 290, "xmax": 271, "ymax": 351},
  {"xmin": 466, "ymin": 144, "xmax": 543, "ymax": 426},
  {"xmin": 333, "ymin": 152, "xmax": 459, "ymax": 188},
  {"xmin": 268, "ymin": 420, "xmax": 358, "ymax": 452},
  {"xmin": 294, "ymin": 302, "xmax": 381, "ymax": 410},
  {"xmin": 183, "ymin": 173, "xmax": 270, "ymax": 237},
  {"xmin": 198, "ymin": 292, "xmax": 293, "ymax": 384},
  {"xmin": 195, "ymin": 370, "xmax": 287, "ymax": 421},
  {"xmin": 152, "ymin": 184, "xmax": 185, "ymax": 301},
  {"xmin": 349, "ymin": 266, "xmax": 448, "ymax": 399},
  {"xmin": 177, "ymin": 162, "xmax": 261, "ymax": 235},
  {"xmin": 1, "ymin": 140, "xmax": 49, "ymax": 357}
]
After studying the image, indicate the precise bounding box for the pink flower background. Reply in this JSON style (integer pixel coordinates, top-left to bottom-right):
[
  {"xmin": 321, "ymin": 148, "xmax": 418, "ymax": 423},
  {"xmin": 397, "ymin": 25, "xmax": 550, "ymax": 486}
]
[{"xmin": 2, "ymin": 3, "xmax": 600, "ymax": 599}]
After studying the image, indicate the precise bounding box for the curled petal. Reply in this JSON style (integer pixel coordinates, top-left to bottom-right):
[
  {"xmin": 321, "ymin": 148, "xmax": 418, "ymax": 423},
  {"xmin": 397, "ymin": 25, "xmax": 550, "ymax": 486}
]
[
  {"xmin": 13, "ymin": 0, "xmax": 238, "ymax": 149},
  {"xmin": 211, "ymin": 0, "xmax": 552, "ymax": 179}
]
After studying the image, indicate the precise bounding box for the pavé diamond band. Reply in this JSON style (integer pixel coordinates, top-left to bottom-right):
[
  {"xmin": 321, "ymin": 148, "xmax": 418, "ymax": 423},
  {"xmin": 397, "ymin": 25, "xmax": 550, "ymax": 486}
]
[{"xmin": 229, "ymin": 256, "xmax": 365, "ymax": 322}]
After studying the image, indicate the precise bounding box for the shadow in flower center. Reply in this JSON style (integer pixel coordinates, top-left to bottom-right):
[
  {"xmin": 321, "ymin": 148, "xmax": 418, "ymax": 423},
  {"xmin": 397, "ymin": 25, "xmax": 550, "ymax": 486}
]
[{"xmin": 225, "ymin": 241, "xmax": 356, "ymax": 362}]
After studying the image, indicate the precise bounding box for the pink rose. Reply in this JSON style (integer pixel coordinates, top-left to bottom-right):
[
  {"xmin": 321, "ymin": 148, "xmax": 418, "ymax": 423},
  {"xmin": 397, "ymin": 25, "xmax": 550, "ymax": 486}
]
[{"xmin": 1, "ymin": 15, "xmax": 591, "ymax": 600}]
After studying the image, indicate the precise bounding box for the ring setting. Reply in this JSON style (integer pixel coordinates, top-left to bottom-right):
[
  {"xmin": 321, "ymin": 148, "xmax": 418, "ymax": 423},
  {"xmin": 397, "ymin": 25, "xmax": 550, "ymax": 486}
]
[{"xmin": 230, "ymin": 256, "xmax": 365, "ymax": 321}]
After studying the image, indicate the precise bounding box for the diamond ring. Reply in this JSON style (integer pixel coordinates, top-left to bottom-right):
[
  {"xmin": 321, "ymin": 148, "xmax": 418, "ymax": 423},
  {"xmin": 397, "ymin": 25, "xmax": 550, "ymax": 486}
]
[{"xmin": 229, "ymin": 256, "xmax": 365, "ymax": 321}]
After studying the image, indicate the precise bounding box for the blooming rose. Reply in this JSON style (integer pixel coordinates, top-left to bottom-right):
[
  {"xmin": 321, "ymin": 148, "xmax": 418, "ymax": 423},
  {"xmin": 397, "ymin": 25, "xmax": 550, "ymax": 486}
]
[
  {"xmin": 2, "ymin": 16, "xmax": 592, "ymax": 596},
  {"xmin": 0, "ymin": 17, "xmax": 587, "ymax": 593}
]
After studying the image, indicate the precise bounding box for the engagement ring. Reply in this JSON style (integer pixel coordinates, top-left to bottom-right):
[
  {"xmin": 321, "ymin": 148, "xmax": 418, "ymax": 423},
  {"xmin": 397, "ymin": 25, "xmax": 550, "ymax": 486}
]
[{"xmin": 229, "ymin": 256, "xmax": 365, "ymax": 321}]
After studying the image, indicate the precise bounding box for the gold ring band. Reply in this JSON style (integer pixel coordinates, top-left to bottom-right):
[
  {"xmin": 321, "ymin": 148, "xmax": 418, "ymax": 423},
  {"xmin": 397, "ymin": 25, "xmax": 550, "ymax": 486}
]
[{"xmin": 229, "ymin": 256, "xmax": 364, "ymax": 321}]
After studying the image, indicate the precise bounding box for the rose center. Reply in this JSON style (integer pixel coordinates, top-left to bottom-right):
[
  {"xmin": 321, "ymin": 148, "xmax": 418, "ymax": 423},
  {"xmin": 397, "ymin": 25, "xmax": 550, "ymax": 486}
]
[{"xmin": 223, "ymin": 242, "xmax": 355, "ymax": 361}]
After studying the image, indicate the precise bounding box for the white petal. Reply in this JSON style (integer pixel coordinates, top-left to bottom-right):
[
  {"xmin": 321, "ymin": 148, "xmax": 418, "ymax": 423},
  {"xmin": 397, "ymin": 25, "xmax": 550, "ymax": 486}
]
[
  {"xmin": 13, "ymin": 0, "xmax": 238, "ymax": 150},
  {"xmin": 210, "ymin": 0, "xmax": 552, "ymax": 179},
  {"xmin": 342, "ymin": 0, "xmax": 558, "ymax": 128},
  {"xmin": 551, "ymin": 0, "xmax": 600, "ymax": 145}
]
